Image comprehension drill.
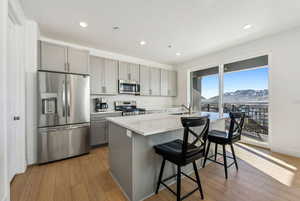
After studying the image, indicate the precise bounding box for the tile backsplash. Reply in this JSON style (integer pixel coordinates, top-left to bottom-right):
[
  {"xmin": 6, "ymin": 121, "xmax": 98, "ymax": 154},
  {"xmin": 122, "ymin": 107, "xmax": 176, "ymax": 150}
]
[{"xmin": 90, "ymin": 94, "xmax": 176, "ymax": 112}]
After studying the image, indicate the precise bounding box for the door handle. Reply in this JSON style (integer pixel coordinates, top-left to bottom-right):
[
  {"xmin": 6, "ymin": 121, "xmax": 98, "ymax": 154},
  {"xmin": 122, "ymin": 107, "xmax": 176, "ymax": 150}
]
[
  {"xmin": 67, "ymin": 79, "xmax": 71, "ymax": 117},
  {"xmin": 13, "ymin": 116, "xmax": 20, "ymax": 121},
  {"xmin": 62, "ymin": 80, "xmax": 66, "ymax": 117}
]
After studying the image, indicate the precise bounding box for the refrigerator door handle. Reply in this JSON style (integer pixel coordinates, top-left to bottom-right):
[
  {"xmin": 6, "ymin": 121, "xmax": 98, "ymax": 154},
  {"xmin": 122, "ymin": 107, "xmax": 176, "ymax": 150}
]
[
  {"xmin": 62, "ymin": 80, "xmax": 66, "ymax": 117},
  {"xmin": 67, "ymin": 78, "xmax": 71, "ymax": 117}
]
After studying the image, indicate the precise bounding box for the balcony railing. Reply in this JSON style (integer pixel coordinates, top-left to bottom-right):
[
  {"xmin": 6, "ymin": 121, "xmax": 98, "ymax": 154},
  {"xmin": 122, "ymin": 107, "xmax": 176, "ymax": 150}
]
[{"xmin": 201, "ymin": 102, "xmax": 268, "ymax": 142}]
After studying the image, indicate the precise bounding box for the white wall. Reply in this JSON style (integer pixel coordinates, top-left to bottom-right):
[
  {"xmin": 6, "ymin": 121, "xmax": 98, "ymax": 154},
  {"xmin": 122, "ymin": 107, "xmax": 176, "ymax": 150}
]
[
  {"xmin": 0, "ymin": 0, "xmax": 8, "ymax": 200},
  {"xmin": 175, "ymin": 26, "xmax": 300, "ymax": 157},
  {"xmin": 24, "ymin": 21, "xmax": 39, "ymax": 165}
]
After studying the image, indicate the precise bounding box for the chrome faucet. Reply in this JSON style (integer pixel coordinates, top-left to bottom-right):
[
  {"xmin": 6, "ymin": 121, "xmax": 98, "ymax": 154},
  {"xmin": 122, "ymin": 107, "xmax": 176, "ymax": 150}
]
[{"xmin": 181, "ymin": 104, "xmax": 192, "ymax": 114}]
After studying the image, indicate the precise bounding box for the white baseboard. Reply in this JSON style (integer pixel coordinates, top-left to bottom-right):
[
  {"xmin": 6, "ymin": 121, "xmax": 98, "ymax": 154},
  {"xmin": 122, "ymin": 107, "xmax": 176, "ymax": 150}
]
[{"xmin": 271, "ymin": 146, "xmax": 300, "ymax": 158}]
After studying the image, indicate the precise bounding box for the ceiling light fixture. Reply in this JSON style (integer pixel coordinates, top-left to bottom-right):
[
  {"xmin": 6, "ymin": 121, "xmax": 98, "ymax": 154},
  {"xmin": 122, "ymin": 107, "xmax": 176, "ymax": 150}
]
[
  {"xmin": 243, "ymin": 24, "xmax": 252, "ymax": 30},
  {"xmin": 176, "ymin": 52, "xmax": 181, "ymax": 56},
  {"xmin": 140, "ymin": 41, "xmax": 146, "ymax": 46},
  {"xmin": 79, "ymin": 22, "xmax": 88, "ymax": 28},
  {"xmin": 113, "ymin": 26, "xmax": 120, "ymax": 30},
  {"xmin": 168, "ymin": 45, "xmax": 172, "ymax": 48}
]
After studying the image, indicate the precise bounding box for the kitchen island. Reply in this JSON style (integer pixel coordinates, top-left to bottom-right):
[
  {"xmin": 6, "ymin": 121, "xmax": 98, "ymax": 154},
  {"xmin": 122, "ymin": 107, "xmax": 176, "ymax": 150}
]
[{"xmin": 107, "ymin": 112, "xmax": 227, "ymax": 201}]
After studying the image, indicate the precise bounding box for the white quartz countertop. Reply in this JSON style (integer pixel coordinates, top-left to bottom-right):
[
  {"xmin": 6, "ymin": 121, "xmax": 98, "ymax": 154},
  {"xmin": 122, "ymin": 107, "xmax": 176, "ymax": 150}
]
[{"xmin": 107, "ymin": 112, "xmax": 228, "ymax": 136}]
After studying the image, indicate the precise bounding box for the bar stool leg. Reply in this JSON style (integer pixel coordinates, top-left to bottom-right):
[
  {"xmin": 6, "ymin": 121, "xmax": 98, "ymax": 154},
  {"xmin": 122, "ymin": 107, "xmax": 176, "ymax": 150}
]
[
  {"xmin": 155, "ymin": 159, "xmax": 166, "ymax": 194},
  {"xmin": 177, "ymin": 165, "xmax": 181, "ymax": 201},
  {"xmin": 214, "ymin": 144, "xmax": 218, "ymax": 161},
  {"xmin": 193, "ymin": 162, "xmax": 204, "ymax": 199},
  {"xmin": 230, "ymin": 144, "xmax": 238, "ymax": 170},
  {"xmin": 202, "ymin": 141, "xmax": 211, "ymax": 168},
  {"xmin": 222, "ymin": 145, "xmax": 228, "ymax": 179}
]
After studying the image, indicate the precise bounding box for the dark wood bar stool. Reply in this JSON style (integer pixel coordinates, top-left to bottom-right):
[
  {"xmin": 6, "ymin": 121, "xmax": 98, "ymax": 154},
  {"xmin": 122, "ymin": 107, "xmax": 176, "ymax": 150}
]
[
  {"xmin": 202, "ymin": 112, "xmax": 245, "ymax": 179},
  {"xmin": 154, "ymin": 116, "xmax": 210, "ymax": 201}
]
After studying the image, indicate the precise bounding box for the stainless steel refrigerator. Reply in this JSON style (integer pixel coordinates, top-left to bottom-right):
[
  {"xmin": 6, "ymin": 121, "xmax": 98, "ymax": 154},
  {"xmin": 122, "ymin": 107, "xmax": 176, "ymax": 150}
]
[{"xmin": 37, "ymin": 70, "xmax": 90, "ymax": 163}]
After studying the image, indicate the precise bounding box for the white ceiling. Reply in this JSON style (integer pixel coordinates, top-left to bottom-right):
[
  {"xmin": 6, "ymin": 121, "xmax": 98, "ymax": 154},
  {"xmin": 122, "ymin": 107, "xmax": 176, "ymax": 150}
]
[{"xmin": 21, "ymin": 0, "xmax": 300, "ymax": 65}]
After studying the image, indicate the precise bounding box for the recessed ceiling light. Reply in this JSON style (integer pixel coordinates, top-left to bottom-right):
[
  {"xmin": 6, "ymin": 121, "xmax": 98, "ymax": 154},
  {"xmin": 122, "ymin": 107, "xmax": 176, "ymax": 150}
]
[
  {"xmin": 140, "ymin": 41, "xmax": 146, "ymax": 46},
  {"xmin": 168, "ymin": 45, "xmax": 172, "ymax": 48},
  {"xmin": 243, "ymin": 24, "xmax": 252, "ymax": 30},
  {"xmin": 176, "ymin": 52, "xmax": 181, "ymax": 56},
  {"xmin": 113, "ymin": 26, "xmax": 120, "ymax": 30},
  {"xmin": 79, "ymin": 22, "xmax": 88, "ymax": 28}
]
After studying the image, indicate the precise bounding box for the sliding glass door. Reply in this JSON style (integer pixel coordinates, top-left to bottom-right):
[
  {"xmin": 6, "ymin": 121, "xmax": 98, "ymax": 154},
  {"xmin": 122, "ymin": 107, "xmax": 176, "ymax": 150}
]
[{"xmin": 191, "ymin": 55, "xmax": 269, "ymax": 146}]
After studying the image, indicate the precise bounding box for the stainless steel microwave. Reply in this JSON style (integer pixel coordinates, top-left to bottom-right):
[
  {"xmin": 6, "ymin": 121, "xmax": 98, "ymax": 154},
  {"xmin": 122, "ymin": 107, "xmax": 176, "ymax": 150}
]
[{"xmin": 118, "ymin": 80, "xmax": 140, "ymax": 95}]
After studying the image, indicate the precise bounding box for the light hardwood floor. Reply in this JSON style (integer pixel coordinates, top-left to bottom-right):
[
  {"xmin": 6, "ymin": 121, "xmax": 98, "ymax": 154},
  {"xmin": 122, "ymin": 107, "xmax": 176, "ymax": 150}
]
[{"xmin": 11, "ymin": 144, "xmax": 300, "ymax": 201}]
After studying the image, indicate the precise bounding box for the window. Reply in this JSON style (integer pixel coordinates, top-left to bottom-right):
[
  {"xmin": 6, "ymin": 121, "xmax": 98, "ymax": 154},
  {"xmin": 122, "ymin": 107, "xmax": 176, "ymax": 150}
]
[{"xmin": 191, "ymin": 66, "xmax": 219, "ymax": 112}]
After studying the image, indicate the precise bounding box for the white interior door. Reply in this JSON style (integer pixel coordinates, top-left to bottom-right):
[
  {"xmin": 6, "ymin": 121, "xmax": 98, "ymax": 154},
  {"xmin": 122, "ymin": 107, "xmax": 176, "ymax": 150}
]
[{"xmin": 7, "ymin": 17, "xmax": 25, "ymax": 182}]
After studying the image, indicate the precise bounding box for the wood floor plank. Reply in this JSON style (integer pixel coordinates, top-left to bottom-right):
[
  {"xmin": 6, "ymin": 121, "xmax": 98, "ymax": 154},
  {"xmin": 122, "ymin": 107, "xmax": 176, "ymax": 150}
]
[
  {"xmin": 16, "ymin": 165, "xmax": 46, "ymax": 201},
  {"xmin": 54, "ymin": 160, "xmax": 72, "ymax": 201},
  {"xmin": 36, "ymin": 163, "xmax": 57, "ymax": 201},
  {"xmin": 11, "ymin": 145, "xmax": 300, "ymax": 201}
]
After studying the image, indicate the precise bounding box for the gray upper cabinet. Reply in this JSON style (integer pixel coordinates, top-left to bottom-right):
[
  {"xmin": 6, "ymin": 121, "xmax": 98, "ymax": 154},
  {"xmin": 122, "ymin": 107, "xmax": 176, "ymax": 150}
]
[
  {"xmin": 90, "ymin": 56, "xmax": 104, "ymax": 94},
  {"xmin": 160, "ymin": 69, "xmax": 169, "ymax": 96},
  {"xmin": 90, "ymin": 56, "xmax": 118, "ymax": 95},
  {"xmin": 39, "ymin": 41, "xmax": 89, "ymax": 74},
  {"xmin": 68, "ymin": 47, "xmax": 89, "ymax": 74},
  {"xmin": 160, "ymin": 69, "xmax": 177, "ymax": 97},
  {"xmin": 119, "ymin": 61, "xmax": 140, "ymax": 82},
  {"xmin": 129, "ymin": 63, "xmax": 140, "ymax": 82},
  {"xmin": 150, "ymin": 67, "xmax": 161, "ymax": 96},
  {"xmin": 168, "ymin": 70, "xmax": 177, "ymax": 97},
  {"xmin": 104, "ymin": 59, "xmax": 118, "ymax": 94},
  {"xmin": 39, "ymin": 41, "xmax": 67, "ymax": 72},
  {"xmin": 140, "ymin": 66, "xmax": 161, "ymax": 96},
  {"xmin": 118, "ymin": 61, "xmax": 129, "ymax": 80},
  {"xmin": 140, "ymin": 65, "xmax": 151, "ymax": 95}
]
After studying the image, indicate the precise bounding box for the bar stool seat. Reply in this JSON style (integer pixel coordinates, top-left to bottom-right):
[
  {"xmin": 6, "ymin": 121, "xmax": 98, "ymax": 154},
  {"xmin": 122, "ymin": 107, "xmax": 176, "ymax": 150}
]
[
  {"xmin": 155, "ymin": 139, "xmax": 205, "ymax": 166},
  {"xmin": 208, "ymin": 130, "xmax": 240, "ymax": 144}
]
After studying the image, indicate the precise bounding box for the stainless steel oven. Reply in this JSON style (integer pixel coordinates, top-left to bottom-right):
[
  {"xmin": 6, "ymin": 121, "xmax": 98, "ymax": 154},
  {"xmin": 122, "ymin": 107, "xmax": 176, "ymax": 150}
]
[{"xmin": 118, "ymin": 80, "xmax": 140, "ymax": 95}]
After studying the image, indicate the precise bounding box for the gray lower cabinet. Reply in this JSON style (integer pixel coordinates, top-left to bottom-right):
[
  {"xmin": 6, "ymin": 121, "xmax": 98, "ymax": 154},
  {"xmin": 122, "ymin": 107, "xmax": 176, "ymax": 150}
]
[
  {"xmin": 90, "ymin": 56, "xmax": 118, "ymax": 95},
  {"xmin": 38, "ymin": 41, "xmax": 89, "ymax": 74},
  {"xmin": 90, "ymin": 112, "xmax": 122, "ymax": 146},
  {"xmin": 90, "ymin": 120, "xmax": 107, "ymax": 146}
]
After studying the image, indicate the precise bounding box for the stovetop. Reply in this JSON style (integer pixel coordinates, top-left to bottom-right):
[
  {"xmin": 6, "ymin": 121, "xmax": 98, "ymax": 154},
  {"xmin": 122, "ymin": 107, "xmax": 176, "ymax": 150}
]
[{"xmin": 114, "ymin": 101, "xmax": 146, "ymax": 116}]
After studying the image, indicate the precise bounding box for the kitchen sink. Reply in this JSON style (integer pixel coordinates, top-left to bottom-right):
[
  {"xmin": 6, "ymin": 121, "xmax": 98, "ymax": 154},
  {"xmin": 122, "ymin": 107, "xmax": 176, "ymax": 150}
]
[{"xmin": 170, "ymin": 112, "xmax": 193, "ymax": 115}]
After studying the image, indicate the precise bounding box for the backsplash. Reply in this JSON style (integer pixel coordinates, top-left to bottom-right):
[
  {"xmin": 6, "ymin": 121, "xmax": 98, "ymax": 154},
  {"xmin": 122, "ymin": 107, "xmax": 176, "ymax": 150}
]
[{"xmin": 90, "ymin": 94, "xmax": 176, "ymax": 112}]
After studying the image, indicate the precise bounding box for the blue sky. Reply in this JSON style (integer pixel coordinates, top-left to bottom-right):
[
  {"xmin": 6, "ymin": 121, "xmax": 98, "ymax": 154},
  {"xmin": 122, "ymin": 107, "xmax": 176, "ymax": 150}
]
[{"xmin": 201, "ymin": 67, "xmax": 269, "ymax": 98}]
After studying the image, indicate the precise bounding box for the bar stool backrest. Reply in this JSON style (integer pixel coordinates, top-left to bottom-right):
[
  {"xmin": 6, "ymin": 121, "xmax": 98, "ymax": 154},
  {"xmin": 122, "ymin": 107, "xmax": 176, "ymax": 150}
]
[
  {"xmin": 228, "ymin": 112, "xmax": 245, "ymax": 140},
  {"xmin": 181, "ymin": 116, "xmax": 210, "ymax": 158}
]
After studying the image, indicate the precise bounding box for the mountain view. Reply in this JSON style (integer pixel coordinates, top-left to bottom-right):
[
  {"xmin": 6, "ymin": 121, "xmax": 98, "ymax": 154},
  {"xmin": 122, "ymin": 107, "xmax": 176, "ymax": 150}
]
[{"xmin": 202, "ymin": 89, "xmax": 268, "ymax": 103}]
